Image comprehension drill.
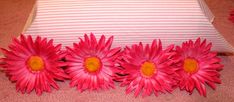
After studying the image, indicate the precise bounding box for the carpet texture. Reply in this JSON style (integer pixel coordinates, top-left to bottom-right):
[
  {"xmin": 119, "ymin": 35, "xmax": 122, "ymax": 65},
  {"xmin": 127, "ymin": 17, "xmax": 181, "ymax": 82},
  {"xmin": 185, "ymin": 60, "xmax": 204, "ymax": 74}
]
[{"xmin": 0, "ymin": 56, "xmax": 234, "ymax": 102}]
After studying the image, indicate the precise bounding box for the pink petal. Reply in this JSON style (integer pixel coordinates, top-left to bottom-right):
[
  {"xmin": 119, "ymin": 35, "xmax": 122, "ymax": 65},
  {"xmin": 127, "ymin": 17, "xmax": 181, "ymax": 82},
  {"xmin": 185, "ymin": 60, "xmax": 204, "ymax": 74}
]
[
  {"xmin": 105, "ymin": 36, "xmax": 113, "ymax": 50},
  {"xmin": 26, "ymin": 74, "xmax": 36, "ymax": 93},
  {"xmin": 84, "ymin": 34, "xmax": 90, "ymax": 45},
  {"xmin": 90, "ymin": 33, "xmax": 97, "ymax": 47},
  {"xmin": 107, "ymin": 47, "xmax": 121, "ymax": 58},
  {"xmin": 97, "ymin": 35, "xmax": 106, "ymax": 51}
]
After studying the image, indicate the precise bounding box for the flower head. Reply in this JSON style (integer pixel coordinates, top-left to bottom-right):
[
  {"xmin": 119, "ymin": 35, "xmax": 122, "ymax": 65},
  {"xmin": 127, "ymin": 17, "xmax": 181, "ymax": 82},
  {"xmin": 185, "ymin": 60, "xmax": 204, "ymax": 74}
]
[
  {"xmin": 1, "ymin": 35, "xmax": 68, "ymax": 95},
  {"xmin": 65, "ymin": 33, "xmax": 121, "ymax": 92},
  {"xmin": 174, "ymin": 38, "xmax": 223, "ymax": 97},
  {"xmin": 119, "ymin": 40, "xmax": 177, "ymax": 97}
]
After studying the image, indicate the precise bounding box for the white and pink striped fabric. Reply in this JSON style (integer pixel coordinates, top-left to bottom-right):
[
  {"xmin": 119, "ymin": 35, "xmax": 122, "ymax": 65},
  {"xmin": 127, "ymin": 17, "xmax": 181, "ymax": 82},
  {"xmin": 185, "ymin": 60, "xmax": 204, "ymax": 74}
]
[
  {"xmin": 198, "ymin": 0, "xmax": 214, "ymax": 23},
  {"xmin": 25, "ymin": 0, "xmax": 234, "ymax": 52}
]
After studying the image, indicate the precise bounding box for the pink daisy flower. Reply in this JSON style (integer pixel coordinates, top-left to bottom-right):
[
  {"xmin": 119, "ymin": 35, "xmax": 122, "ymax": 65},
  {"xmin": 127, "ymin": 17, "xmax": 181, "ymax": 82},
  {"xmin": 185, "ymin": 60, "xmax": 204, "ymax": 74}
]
[
  {"xmin": 119, "ymin": 40, "xmax": 177, "ymax": 97},
  {"xmin": 65, "ymin": 33, "xmax": 121, "ymax": 92},
  {"xmin": 0, "ymin": 35, "xmax": 68, "ymax": 95},
  {"xmin": 174, "ymin": 38, "xmax": 223, "ymax": 97}
]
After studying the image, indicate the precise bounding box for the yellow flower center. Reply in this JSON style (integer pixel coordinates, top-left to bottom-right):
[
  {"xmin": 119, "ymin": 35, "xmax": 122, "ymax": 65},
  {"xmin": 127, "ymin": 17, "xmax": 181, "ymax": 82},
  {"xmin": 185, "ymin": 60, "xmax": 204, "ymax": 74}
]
[
  {"xmin": 27, "ymin": 56, "xmax": 44, "ymax": 71},
  {"xmin": 183, "ymin": 58, "xmax": 199, "ymax": 73},
  {"xmin": 84, "ymin": 57, "xmax": 101, "ymax": 73},
  {"xmin": 140, "ymin": 61, "xmax": 156, "ymax": 77}
]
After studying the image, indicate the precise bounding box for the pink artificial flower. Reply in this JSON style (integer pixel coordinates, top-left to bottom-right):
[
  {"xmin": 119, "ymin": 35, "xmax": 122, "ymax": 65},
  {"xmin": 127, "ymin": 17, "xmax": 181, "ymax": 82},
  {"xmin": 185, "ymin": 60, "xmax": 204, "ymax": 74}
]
[
  {"xmin": 65, "ymin": 33, "xmax": 121, "ymax": 92},
  {"xmin": 229, "ymin": 9, "xmax": 234, "ymax": 23},
  {"xmin": 1, "ymin": 35, "xmax": 68, "ymax": 95},
  {"xmin": 174, "ymin": 38, "xmax": 223, "ymax": 97},
  {"xmin": 119, "ymin": 40, "xmax": 177, "ymax": 97}
]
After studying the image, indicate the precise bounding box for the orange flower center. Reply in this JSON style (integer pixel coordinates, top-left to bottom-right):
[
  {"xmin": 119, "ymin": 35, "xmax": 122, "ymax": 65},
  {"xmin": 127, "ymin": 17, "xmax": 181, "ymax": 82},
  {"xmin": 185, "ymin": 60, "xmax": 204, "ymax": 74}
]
[
  {"xmin": 84, "ymin": 57, "xmax": 101, "ymax": 73},
  {"xmin": 140, "ymin": 61, "xmax": 156, "ymax": 77},
  {"xmin": 27, "ymin": 56, "xmax": 44, "ymax": 71},
  {"xmin": 183, "ymin": 58, "xmax": 199, "ymax": 73}
]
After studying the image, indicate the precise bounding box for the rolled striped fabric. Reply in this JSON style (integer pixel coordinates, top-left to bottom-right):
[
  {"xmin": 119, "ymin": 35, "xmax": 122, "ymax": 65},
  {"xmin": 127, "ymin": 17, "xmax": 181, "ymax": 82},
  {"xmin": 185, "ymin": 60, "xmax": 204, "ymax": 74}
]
[
  {"xmin": 25, "ymin": 0, "xmax": 234, "ymax": 52},
  {"xmin": 197, "ymin": 0, "xmax": 214, "ymax": 23}
]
